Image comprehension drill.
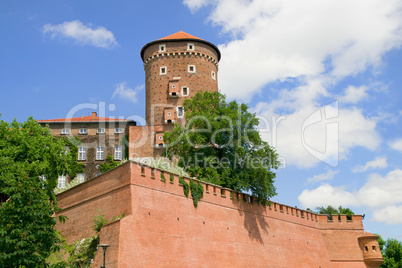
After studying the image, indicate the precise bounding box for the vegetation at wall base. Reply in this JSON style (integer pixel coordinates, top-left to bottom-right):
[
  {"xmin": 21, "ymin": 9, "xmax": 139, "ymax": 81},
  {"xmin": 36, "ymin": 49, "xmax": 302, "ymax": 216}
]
[
  {"xmin": 100, "ymin": 154, "xmax": 119, "ymax": 173},
  {"xmin": 164, "ymin": 92, "xmax": 279, "ymax": 206},
  {"xmin": 0, "ymin": 116, "xmax": 78, "ymax": 267}
]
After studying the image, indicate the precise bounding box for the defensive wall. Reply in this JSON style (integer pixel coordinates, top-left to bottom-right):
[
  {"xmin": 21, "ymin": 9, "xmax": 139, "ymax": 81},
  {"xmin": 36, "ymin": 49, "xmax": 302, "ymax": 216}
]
[{"xmin": 56, "ymin": 161, "xmax": 382, "ymax": 267}]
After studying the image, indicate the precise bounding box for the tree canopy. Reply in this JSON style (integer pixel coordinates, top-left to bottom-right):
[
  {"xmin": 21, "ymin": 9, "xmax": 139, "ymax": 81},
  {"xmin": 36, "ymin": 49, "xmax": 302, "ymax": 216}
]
[
  {"xmin": 316, "ymin": 205, "xmax": 355, "ymax": 220},
  {"xmin": 377, "ymin": 234, "xmax": 402, "ymax": 268},
  {"xmin": 164, "ymin": 91, "xmax": 280, "ymax": 205},
  {"xmin": 0, "ymin": 116, "xmax": 75, "ymax": 267}
]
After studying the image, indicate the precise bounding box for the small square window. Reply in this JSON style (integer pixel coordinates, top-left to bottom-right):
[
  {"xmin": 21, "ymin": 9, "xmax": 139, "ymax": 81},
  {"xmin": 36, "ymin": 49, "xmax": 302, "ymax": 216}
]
[
  {"xmin": 115, "ymin": 128, "xmax": 123, "ymax": 134},
  {"xmin": 57, "ymin": 175, "xmax": 66, "ymax": 189},
  {"xmin": 78, "ymin": 147, "xmax": 86, "ymax": 161},
  {"xmin": 187, "ymin": 43, "xmax": 194, "ymax": 51},
  {"xmin": 181, "ymin": 87, "xmax": 189, "ymax": 96},
  {"xmin": 79, "ymin": 128, "xmax": 87, "ymax": 134},
  {"xmin": 97, "ymin": 128, "xmax": 105, "ymax": 134},
  {"xmin": 159, "ymin": 44, "xmax": 166, "ymax": 52},
  {"xmin": 115, "ymin": 146, "xmax": 122, "ymax": 160},
  {"xmin": 160, "ymin": 66, "xmax": 167, "ymax": 75},
  {"xmin": 96, "ymin": 146, "xmax": 104, "ymax": 160},
  {"xmin": 188, "ymin": 65, "xmax": 196, "ymax": 73},
  {"xmin": 77, "ymin": 173, "xmax": 85, "ymax": 183},
  {"xmin": 177, "ymin": 106, "xmax": 184, "ymax": 118},
  {"xmin": 61, "ymin": 128, "xmax": 69, "ymax": 135}
]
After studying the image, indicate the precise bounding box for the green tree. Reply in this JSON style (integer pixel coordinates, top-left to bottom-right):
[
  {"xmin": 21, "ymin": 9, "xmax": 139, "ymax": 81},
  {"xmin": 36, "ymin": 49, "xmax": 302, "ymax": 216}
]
[
  {"xmin": 316, "ymin": 205, "xmax": 355, "ymax": 220},
  {"xmin": 377, "ymin": 234, "xmax": 402, "ymax": 268},
  {"xmin": 0, "ymin": 116, "xmax": 74, "ymax": 267},
  {"xmin": 164, "ymin": 92, "xmax": 280, "ymax": 205}
]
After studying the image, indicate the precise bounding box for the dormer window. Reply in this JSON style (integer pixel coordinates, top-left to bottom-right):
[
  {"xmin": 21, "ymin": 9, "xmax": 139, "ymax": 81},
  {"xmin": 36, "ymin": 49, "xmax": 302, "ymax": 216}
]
[
  {"xmin": 188, "ymin": 65, "xmax": 196, "ymax": 73},
  {"xmin": 159, "ymin": 44, "xmax": 166, "ymax": 52},
  {"xmin": 187, "ymin": 43, "xmax": 194, "ymax": 51},
  {"xmin": 160, "ymin": 66, "xmax": 167, "ymax": 75}
]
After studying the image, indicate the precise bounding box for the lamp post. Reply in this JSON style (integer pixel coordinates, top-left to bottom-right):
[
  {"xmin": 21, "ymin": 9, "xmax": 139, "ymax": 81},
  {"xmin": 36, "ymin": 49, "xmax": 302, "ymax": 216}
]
[{"xmin": 100, "ymin": 244, "xmax": 110, "ymax": 268}]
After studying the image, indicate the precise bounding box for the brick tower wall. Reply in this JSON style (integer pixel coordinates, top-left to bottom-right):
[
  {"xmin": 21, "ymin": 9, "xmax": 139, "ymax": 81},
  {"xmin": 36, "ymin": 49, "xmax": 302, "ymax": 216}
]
[{"xmin": 142, "ymin": 40, "xmax": 219, "ymax": 127}]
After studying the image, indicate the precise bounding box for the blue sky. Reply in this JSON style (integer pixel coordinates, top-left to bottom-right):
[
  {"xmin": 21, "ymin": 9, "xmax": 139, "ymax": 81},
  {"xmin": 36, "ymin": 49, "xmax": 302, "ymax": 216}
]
[{"xmin": 1, "ymin": 0, "xmax": 402, "ymax": 240}]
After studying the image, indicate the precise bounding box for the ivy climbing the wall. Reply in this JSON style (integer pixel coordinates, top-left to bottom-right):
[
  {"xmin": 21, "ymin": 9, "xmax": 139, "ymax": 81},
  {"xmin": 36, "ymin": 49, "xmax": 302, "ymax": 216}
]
[{"xmin": 179, "ymin": 177, "xmax": 204, "ymax": 207}]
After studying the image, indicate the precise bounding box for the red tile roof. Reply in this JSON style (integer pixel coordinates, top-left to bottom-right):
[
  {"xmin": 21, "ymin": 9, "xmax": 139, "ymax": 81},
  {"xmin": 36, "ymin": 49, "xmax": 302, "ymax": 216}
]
[
  {"xmin": 159, "ymin": 30, "xmax": 203, "ymax": 41},
  {"xmin": 37, "ymin": 112, "xmax": 131, "ymax": 123}
]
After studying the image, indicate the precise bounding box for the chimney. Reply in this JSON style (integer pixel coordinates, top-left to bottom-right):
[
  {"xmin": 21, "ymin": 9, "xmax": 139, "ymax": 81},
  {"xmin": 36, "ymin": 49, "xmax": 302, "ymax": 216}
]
[{"xmin": 92, "ymin": 112, "xmax": 97, "ymax": 119}]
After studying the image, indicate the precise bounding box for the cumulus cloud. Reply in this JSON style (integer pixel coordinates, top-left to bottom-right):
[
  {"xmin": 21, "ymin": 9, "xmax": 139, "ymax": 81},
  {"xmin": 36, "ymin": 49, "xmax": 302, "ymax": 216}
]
[
  {"xmin": 352, "ymin": 156, "xmax": 388, "ymax": 173},
  {"xmin": 299, "ymin": 169, "xmax": 402, "ymax": 224},
  {"xmin": 184, "ymin": 0, "xmax": 398, "ymax": 168},
  {"xmin": 339, "ymin": 85, "xmax": 369, "ymax": 104},
  {"xmin": 183, "ymin": 0, "xmax": 402, "ymax": 101},
  {"xmin": 112, "ymin": 82, "xmax": 143, "ymax": 103},
  {"xmin": 389, "ymin": 138, "xmax": 402, "ymax": 152},
  {"xmin": 307, "ymin": 170, "xmax": 339, "ymax": 183},
  {"xmin": 43, "ymin": 20, "xmax": 117, "ymax": 48}
]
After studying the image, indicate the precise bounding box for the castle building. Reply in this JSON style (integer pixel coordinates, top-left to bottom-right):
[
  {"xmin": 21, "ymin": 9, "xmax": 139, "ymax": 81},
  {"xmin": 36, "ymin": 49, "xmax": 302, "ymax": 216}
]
[
  {"xmin": 38, "ymin": 112, "xmax": 135, "ymax": 184},
  {"xmin": 48, "ymin": 31, "xmax": 383, "ymax": 267}
]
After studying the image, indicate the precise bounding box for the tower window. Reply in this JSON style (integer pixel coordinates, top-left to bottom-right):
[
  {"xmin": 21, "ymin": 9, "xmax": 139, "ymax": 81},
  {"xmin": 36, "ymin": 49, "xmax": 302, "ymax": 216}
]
[
  {"xmin": 188, "ymin": 65, "xmax": 196, "ymax": 73},
  {"xmin": 187, "ymin": 43, "xmax": 194, "ymax": 51},
  {"xmin": 159, "ymin": 44, "xmax": 166, "ymax": 52},
  {"xmin": 211, "ymin": 71, "xmax": 216, "ymax": 80},
  {"xmin": 160, "ymin": 66, "xmax": 167, "ymax": 75},
  {"xmin": 181, "ymin": 86, "xmax": 189, "ymax": 96},
  {"xmin": 177, "ymin": 106, "xmax": 184, "ymax": 118}
]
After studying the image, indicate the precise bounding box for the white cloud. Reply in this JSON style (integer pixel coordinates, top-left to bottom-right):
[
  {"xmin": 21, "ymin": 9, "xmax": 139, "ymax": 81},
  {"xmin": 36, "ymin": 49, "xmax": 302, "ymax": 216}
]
[
  {"xmin": 307, "ymin": 170, "xmax": 339, "ymax": 183},
  {"xmin": 352, "ymin": 156, "xmax": 388, "ymax": 173},
  {"xmin": 43, "ymin": 20, "xmax": 117, "ymax": 49},
  {"xmin": 339, "ymin": 85, "xmax": 369, "ymax": 104},
  {"xmin": 389, "ymin": 138, "xmax": 402, "ymax": 152},
  {"xmin": 298, "ymin": 169, "xmax": 402, "ymax": 224},
  {"xmin": 184, "ymin": 0, "xmax": 402, "ymax": 101},
  {"xmin": 298, "ymin": 184, "xmax": 357, "ymax": 209},
  {"xmin": 112, "ymin": 82, "xmax": 143, "ymax": 103}
]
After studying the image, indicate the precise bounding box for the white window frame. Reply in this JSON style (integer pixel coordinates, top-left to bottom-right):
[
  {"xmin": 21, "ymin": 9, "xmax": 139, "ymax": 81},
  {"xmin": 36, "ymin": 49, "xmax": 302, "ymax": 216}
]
[
  {"xmin": 188, "ymin": 65, "xmax": 196, "ymax": 73},
  {"xmin": 159, "ymin": 44, "xmax": 166, "ymax": 52},
  {"xmin": 160, "ymin": 66, "xmax": 167, "ymax": 75},
  {"xmin": 57, "ymin": 175, "xmax": 66, "ymax": 189},
  {"xmin": 79, "ymin": 128, "xmax": 87, "ymax": 134},
  {"xmin": 97, "ymin": 128, "xmax": 105, "ymax": 134},
  {"xmin": 114, "ymin": 146, "xmax": 122, "ymax": 160},
  {"xmin": 177, "ymin": 106, "xmax": 184, "ymax": 118},
  {"xmin": 211, "ymin": 71, "xmax": 216, "ymax": 80},
  {"xmin": 181, "ymin": 86, "xmax": 189, "ymax": 96},
  {"xmin": 187, "ymin": 43, "xmax": 194, "ymax": 51},
  {"xmin": 115, "ymin": 128, "xmax": 123, "ymax": 134},
  {"xmin": 61, "ymin": 128, "xmax": 69, "ymax": 135},
  {"xmin": 77, "ymin": 173, "xmax": 85, "ymax": 183},
  {"xmin": 78, "ymin": 147, "xmax": 86, "ymax": 161},
  {"xmin": 96, "ymin": 146, "xmax": 104, "ymax": 160}
]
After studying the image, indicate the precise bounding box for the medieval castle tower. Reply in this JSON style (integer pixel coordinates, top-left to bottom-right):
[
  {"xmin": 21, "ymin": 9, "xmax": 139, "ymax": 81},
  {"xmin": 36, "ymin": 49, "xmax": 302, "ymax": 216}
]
[{"xmin": 128, "ymin": 31, "xmax": 221, "ymax": 158}]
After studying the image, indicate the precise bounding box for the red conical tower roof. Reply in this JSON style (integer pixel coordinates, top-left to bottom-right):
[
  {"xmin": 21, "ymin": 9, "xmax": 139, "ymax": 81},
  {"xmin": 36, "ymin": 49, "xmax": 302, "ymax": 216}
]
[
  {"xmin": 141, "ymin": 30, "xmax": 220, "ymax": 61},
  {"xmin": 158, "ymin": 30, "xmax": 203, "ymax": 41}
]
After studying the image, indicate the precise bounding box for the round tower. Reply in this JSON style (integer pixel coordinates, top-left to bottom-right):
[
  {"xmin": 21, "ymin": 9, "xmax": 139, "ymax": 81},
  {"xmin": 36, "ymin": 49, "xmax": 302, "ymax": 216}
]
[{"xmin": 140, "ymin": 30, "xmax": 221, "ymax": 127}]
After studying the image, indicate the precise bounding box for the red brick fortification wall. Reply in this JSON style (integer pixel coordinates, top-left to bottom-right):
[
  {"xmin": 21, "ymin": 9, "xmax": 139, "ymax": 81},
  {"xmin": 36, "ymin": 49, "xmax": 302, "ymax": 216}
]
[
  {"xmin": 57, "ymin": 161, "xmax": 377, "ymax": 267},
  {"xmin": 95, "ymin": 162, "xmax": 368, "ymax": 267},
  {"xmin": 128, "ymin": 125, "xmax": 165, "ymax": 158},
  {"xmin": 55, "ymin": 162, "xmax": 132, "ymax": 245}
]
